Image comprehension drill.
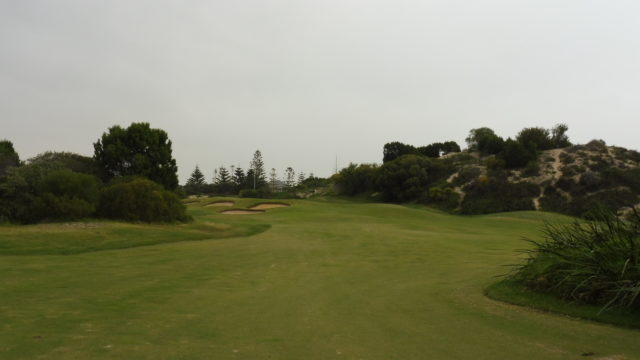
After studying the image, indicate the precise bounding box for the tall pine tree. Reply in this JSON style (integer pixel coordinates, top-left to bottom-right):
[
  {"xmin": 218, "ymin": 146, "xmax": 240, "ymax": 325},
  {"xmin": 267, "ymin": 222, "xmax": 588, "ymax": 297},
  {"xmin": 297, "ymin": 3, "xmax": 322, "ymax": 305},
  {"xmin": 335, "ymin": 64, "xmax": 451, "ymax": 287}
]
[
  {"xmin": 185, "ymin": 165, "xmax": 207, "ymax": 195},
  {"xmin": 249, "ymin": 150, "xmax": 267, "ymax": 189}
]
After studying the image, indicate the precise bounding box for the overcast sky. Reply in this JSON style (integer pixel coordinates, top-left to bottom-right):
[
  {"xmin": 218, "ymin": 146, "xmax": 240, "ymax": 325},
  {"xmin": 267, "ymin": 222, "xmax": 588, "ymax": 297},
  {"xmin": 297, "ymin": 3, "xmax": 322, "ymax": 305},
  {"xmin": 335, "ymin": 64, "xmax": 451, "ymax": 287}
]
[{"xmin": 1, "ymin": 1, "xmax": 639, "ymax": 183}]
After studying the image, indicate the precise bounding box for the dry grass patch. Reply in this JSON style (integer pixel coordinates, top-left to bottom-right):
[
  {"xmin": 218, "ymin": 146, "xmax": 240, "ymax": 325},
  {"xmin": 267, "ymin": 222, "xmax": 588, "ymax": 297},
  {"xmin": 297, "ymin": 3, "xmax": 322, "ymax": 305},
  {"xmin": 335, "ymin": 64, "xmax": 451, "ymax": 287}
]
[{"xmin": 249, "ymin": 202, "xmax": 291, "ymax": 210}]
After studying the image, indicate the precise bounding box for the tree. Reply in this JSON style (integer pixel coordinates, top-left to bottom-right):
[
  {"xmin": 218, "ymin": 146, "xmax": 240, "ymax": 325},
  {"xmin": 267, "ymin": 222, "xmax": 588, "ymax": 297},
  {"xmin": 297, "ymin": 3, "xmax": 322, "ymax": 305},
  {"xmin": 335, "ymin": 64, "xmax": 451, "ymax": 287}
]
[
  {"xmin": 377, "ymin": 155, "xmax": 446, "ymax": 202},
  {"xmin": 550, "ymin": 123, "xmax": 571, "ymax": 148},
  {"xmin": 417, "ymin": 143, "xmax": 441, "ymax": 158},
  {"xmin": 93, "ymin": 122, "xmax": 178, "ymax": 190},
  {"xmin": 28, "ymin": 152, "xmax": 97, "ymax": 175},
  {"xmin": 499, "ymin": 138, "xmax": 536, "ymax": 168},
  {"xmin": 184, "ymin": 165, "xmax": 207, "ymax": 195},
  {"xmin": 0, "ymin": 140, "xmax": 20, "ymax": 177},
  {"xmin": 441, "ymin": 141, "xmax": 461, "ymax": 155},
  {"xmin": 333, "ymin": 164, "xmax": 378, "ymax": 196},
  {"xmin": 232, "ymin": 167, "xmax": 246, "ymax": 193},
  {"xmin": 465, "ymin": 128, "xmax": 504, "ymax": 155},
  {"xmin": 245, "ymin": 169, "xmax": 256, "ymax": 190},
  {"xmin": 214, "ymin": 166, "xmax": 232, "ymax": 194},
  {"xmin": 249, "ymin": 150, "xmax": 267, "ymax": 189},
  {"xmin": 516, "ymin": 127, "xmax": 553, "ymax": 152},
  {"xmin": 383, "ymin": 141, "xmax": 416, "ymax": 163},
  {"xmin": 285, "ymin": 167, "xmax": 295, "ymax": 190},
  {"xmin": 297, "ymin": 172, "xmax": 306, "ymax": 185},
  {"xmin": 269, "ymin": 168, "xmax": 278, "ymax": 192}
]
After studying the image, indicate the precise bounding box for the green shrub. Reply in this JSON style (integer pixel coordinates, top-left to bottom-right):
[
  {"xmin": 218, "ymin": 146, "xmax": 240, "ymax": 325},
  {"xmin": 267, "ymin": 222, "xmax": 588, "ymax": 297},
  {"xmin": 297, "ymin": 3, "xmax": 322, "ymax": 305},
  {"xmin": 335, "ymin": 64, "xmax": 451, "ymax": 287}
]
[
  {"xmin": 423, "ymin": 187, "xmax": 460, "ymax": 210},
  {"xmin": 239, "ymin": 188, "xmax": 272, "ymax": 198},
  {"xmin": 98, "ymin": 178, "xmax": 189, "ymax": 223},
  {"xmin": 567, "ymin": 189, "xmax": 638, "ymax": 218},
  {"xmin": 539, "ymin": 186, "xmax": 570, "ymax": 213},
  {"xmin": 239, "ymin": 189, "xmax": 258, "ymax": 198},
  {"xmin": 37, "ymin": 170, "xmax": 101, "ymax": 220},
  {"xmin": 450, "ymin": 167, "xmax": 481, "ymax": 187},
  {"xmin": 522, "ymin": 160, "xmax": 540, "ymax": 177},
  {"xmin": 512, "ymin": 208, "xmax": 640, "ymax": 310},
  {"xmin": 333, "ymin": 163, "xmax": 379, "ymax": 196},
  {"xmin": 601, "ymin": 168, "xmax": 640, "ymax": 193},
  {"xmin": 516, "ymin": 127, "xmax": 553, "ymax": 152},
  {"xmin": 485, "ymin": 157, "xmax": 505, "ymax": 170},
  {"xmin": 500, "ymin": 138, "xmax": 536, "ymax": 168},
  {"xmin": 377, "ymin": 155, "xmax": 452, "ymax": 202},
  {"xmin": 460, "ymin": 178, "xmax": 539, "ymax": 214}
]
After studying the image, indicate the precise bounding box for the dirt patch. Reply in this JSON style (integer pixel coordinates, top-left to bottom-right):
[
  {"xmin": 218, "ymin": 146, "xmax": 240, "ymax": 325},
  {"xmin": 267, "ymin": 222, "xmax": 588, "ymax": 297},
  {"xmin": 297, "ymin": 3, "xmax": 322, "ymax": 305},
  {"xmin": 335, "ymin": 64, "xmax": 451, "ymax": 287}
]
[
  {"xmin": 249, "ymin": 203, "xmax": 291, "ymax": 210},
  {"xmin": 220, "ymin": 209, "xmax": 265, "ymax": 215},
  {"xmin": 205, "ymin": 201, "xmax": 235, "ymax": 207}
]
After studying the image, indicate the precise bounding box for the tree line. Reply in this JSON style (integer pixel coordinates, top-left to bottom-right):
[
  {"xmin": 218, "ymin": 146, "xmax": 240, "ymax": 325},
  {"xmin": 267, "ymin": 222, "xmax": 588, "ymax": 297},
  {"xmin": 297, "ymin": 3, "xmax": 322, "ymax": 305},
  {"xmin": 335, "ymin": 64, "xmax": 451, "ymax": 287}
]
[{"xmin": 183, "ymin": 150, "xmax": 326, "ymax": 198}]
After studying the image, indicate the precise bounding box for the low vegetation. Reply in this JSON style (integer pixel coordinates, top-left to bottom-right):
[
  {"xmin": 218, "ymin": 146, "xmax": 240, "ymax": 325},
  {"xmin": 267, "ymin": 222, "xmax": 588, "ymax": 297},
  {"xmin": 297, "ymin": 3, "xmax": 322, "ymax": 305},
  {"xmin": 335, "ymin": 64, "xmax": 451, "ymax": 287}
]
[
  {"xmin": 333, "ymin": 124, "xmax": 640, "ymax": 217},
  {"xmin": 508, "ymin": 209, "xmax": 640, "ymax": 311}
]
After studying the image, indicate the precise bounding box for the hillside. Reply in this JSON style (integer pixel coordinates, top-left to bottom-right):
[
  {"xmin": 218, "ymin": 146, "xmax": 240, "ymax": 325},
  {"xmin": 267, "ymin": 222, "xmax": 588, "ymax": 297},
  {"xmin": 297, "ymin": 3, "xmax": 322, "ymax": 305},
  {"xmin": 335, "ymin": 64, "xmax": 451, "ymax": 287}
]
[{"xmin": 446, "ymin": 140, "xmax": 640, "ymax": 216}]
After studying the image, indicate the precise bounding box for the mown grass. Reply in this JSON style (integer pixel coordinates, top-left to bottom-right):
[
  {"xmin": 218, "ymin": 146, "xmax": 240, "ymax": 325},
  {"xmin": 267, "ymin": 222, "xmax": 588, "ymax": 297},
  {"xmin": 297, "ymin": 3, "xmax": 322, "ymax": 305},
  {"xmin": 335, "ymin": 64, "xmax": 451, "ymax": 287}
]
[
  {"xmin": 0, "ymin": 198, "xmax": 639, "ymax": 359},
  {"xmin": 0, "ymin": 219, "xmax": 269, "ymax": 255},
  {"xmin": 486, "ymin": 279, "xmax": 640, "ymax": 329}
]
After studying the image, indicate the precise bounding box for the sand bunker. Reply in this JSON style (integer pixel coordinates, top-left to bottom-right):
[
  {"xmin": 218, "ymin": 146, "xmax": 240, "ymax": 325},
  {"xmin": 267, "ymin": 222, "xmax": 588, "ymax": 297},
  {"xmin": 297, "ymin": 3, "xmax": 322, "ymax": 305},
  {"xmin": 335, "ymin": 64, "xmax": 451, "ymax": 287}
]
[
  {"xmin": 205, "ymin": 201, "xmax": 235, "ymax": 207},
  {"xmin": 220, "ymin": 209, "xmax": 265, "ymax": 215},
  {"xmin": 249, "ymin": 203, "xmax": 291, "ymax": 210}
]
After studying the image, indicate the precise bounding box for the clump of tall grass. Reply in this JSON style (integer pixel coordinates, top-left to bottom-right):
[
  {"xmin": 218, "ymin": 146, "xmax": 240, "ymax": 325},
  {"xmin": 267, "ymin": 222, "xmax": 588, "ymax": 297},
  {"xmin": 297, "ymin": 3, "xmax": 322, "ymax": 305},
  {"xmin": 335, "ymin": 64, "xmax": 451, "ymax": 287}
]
[{"xmin": 513, "ymin": 208, "xmax": 640, "ymax": 311}]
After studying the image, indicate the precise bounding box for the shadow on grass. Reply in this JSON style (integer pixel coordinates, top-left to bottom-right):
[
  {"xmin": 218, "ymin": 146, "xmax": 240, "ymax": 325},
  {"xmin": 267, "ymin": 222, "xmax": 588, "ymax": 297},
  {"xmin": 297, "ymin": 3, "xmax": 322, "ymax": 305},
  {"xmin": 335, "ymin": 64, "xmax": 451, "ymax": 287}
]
[{"xmin": 485, "ymin": 279, "xmax": 640, "ymax": 330}]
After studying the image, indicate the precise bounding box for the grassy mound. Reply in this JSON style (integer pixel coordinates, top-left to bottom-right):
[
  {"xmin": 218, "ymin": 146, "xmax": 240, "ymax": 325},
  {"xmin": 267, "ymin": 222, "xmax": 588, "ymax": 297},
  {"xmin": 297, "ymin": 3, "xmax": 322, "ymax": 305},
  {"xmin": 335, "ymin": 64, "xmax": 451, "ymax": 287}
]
[{"xmin": 0, "ymin": 221, "xmax": 269, "ymax": 255}]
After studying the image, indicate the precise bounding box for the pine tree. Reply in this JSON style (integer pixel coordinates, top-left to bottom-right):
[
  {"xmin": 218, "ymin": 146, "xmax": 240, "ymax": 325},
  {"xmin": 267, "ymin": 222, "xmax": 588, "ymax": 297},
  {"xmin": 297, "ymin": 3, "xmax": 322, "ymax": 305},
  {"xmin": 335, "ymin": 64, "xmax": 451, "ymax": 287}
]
[
  {"xmin": 297, "ymin": 172, "xmax": 306, "ymax": 186},
  {"xmin": 185, "ymin": 165, "xmax": 207, "ymax": 195},
  {"xmin": 249, "ymin": 150, "xmax": 267, "ymax": 189},
  {"xmin": 213, "ymin": 166, "xmax": 232, "ymax": 194},
  {"xmin": 216, "ymin": 166, "xmax": 230, "ymax": 184},
  {"xmin": 232, "ymin": 167, "xmax": 246, "ymax": 192},
  {"xmin": 285, "ymin": 167, "xmax": 295, "ymax": 190}
]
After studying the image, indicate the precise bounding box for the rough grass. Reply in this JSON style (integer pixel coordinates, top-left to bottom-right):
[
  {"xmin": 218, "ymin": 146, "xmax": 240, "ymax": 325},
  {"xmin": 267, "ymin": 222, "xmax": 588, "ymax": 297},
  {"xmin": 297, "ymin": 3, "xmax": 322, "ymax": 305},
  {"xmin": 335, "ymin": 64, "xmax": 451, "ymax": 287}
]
[{"xmin": 0, "ymin": 198, "xmax": 639, "ymax": 359}]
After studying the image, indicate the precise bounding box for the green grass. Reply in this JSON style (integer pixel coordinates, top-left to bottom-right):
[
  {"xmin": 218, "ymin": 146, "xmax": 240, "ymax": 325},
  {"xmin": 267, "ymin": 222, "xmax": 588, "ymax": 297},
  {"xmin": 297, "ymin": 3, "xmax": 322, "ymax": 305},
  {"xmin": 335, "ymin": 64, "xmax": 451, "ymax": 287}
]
[
  {"xmin": 0, "ymin": 198, "xmax": 639, "ymax": 359},
  {"xmin": 0, "ymin": 221, "xmax": 270, "ymax": 255},
  {"xmin": 486, "ymin": 279, "xmax": 640, "ymax": 329}
]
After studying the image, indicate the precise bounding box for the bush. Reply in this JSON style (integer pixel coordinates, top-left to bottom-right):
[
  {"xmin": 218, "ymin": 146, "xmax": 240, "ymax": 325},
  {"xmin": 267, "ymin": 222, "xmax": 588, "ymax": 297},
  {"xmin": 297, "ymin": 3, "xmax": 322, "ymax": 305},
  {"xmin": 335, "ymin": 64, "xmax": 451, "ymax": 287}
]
[
  {"xmin": 460, "ymin": 178, "xmax": 539, "ymax": 214},
  {"xmin": 559, "ymin": 152, "xmax": 575, "ymax": 165},
  {"xmin": 539, "ymin": 186, "xmax": 570, "ymax": 213},
  {"xmin": 485, "ymin": 157, "xmax": 505, "ymax": 170},
  {"xmin": 333, "ymin": 163, "xmax": 379, "ymax": 196},
  {"xmin": 423, "ymin": 187, "xmax": 460, "ymax": 210},
  {"xmin": 500, "ymin": 138, "xmax": 536, "ymax": 168},
  {"xmin": 37, "ymin": 170, "xmax": 101, "ymax": 220},
  {"xmin": 98, "ymin": 178, "xmax": 189, "ymax": 223},
  {"xmin": 451, "ymin": 167, "xmax": 481, "ymax": 187},
  {"xmin": 377, "ymin": 155, "xmax": 451, "ymax": 202},
  {"xmin": 239, "ymin": 189, "xmax": 258, "ymax": 198},
  {"xmin": 516, "ymin": 127, "xmax": 553, "ymax": 152},
  {"xmin": 567, "ymin": 189, "xmax": 638, "ymax": 218},
  {"xmin": 0, "ymin": 164, "xmax": 102, "ymax": 223},
  {"xmin": 512, "ymin": 208, "xmax": 640, "ymax": 310},
  {"xmin": 522, "ymin": 160, "xmax": 540, "ymax": 177}
]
